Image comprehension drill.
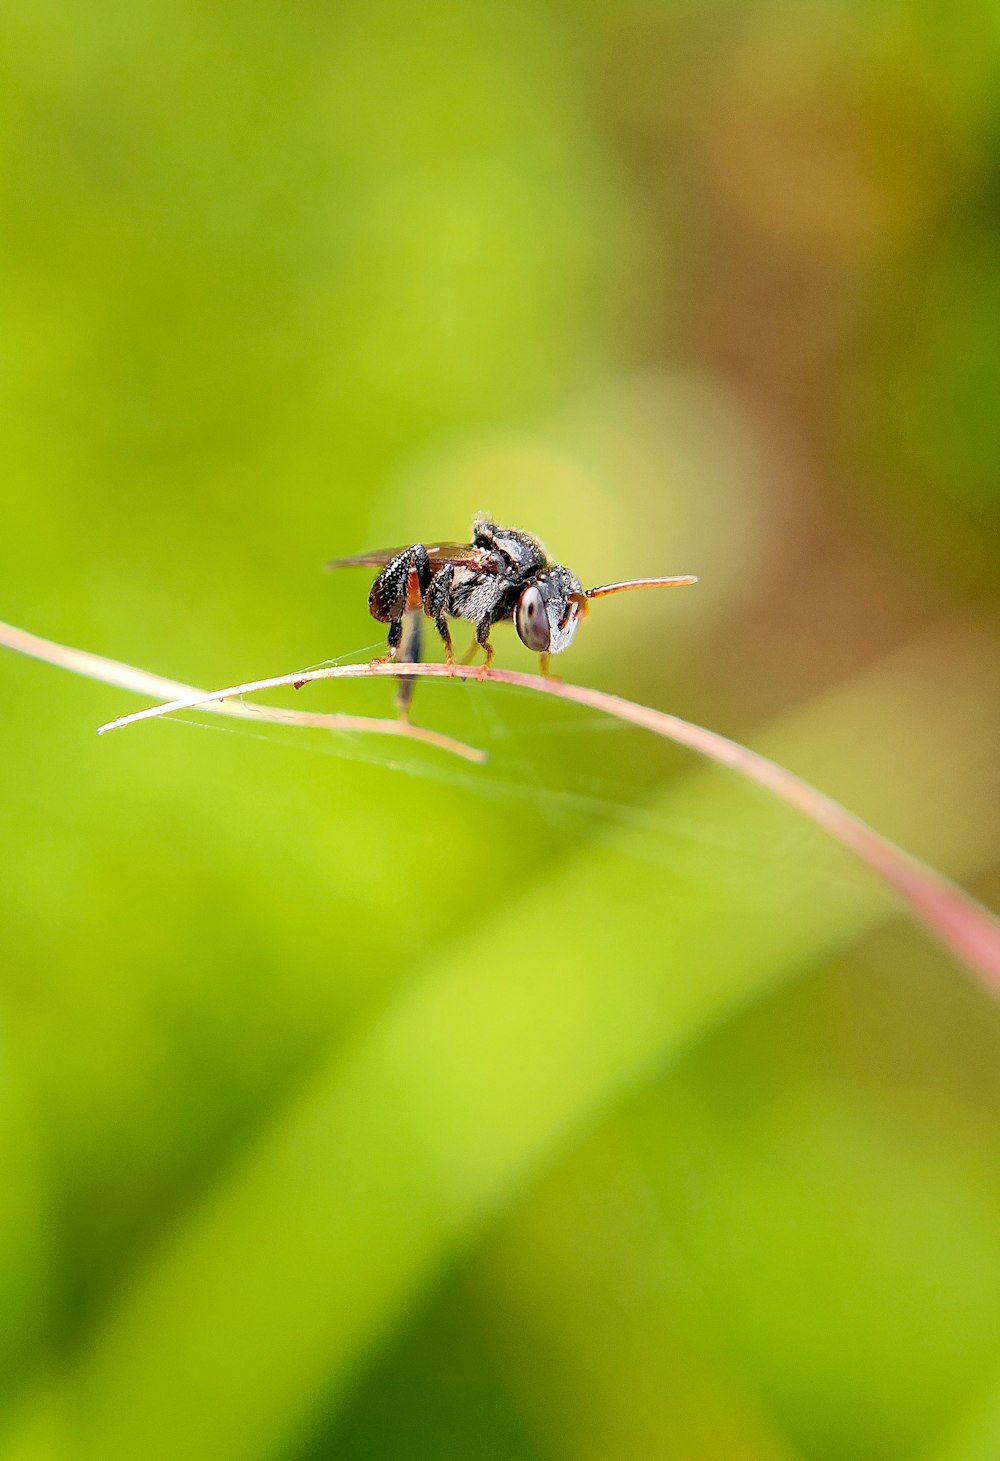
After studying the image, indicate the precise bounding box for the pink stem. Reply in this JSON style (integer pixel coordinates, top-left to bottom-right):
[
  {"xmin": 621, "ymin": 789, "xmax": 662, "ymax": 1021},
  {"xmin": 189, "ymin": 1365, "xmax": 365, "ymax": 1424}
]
[
  {"xmin": 0, "ymin": 620, "xmax": 486, "ymax": 763},
  {"xmin": 96, "ymin": 659, "xmax": 1000, "ymax": 992}
]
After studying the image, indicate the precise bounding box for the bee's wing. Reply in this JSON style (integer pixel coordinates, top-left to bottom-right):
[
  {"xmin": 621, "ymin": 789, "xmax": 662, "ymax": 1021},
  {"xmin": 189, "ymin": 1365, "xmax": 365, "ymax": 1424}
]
[
  {"xmin": 324, "ymin": 543, "xmax": 492, "ymax": 572},
  {"xmin": 324, "ymin": 547, "xmax": 410, "ymax": 571}
]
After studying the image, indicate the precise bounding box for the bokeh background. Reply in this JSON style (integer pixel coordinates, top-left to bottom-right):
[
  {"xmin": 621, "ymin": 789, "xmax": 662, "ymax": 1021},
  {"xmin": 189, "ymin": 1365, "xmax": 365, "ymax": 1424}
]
[{"xmin": 2, "ymin": 3, "xmax": 1000, "ymax": 1458}]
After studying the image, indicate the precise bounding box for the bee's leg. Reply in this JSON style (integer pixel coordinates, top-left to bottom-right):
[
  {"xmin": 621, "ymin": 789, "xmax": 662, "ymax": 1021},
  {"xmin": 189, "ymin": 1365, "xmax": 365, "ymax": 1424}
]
[
  {"xmin": 367, "ymin": 615, "xmax": 404, "ymax": 670},
  {"xmin": 473, "ymin": 617, "xmax": 495, "ymax": 679},
  {"xmin": 394, "ymin": 612, "xmax": 422, "ymax": 721},
  {"xmin": 424, "ymin": 565, "xmax": 456, "ymax": 669},
  {"xmin": 368, "ymin": 545, "xmax": 432, "ymax": 666}
]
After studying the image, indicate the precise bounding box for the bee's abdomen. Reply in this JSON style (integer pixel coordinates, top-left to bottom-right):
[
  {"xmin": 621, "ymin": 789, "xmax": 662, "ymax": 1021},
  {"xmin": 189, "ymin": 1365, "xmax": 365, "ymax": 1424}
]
[{"xmin": 368, "ymin": 546, "xmax": 431, "ymax": 622}]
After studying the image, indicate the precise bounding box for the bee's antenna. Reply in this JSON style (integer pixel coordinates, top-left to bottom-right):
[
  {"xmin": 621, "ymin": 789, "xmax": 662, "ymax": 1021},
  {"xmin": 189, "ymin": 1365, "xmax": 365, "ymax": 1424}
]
[{"xmin": 575, "ymin": 575, "xmax": 698, "ymax": 602}]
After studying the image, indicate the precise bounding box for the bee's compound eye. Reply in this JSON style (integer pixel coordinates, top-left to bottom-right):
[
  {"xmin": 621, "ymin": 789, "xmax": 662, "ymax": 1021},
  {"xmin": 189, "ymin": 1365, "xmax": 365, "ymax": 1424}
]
[{"xmin": 516, "ymin": 584, "xmax": 551, "ymax": 651}]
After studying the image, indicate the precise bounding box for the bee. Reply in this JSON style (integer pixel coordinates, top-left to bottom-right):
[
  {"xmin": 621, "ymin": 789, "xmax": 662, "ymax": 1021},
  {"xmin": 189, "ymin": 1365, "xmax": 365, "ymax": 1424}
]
[{"xmin": 326, "ymin": 515, "xmax": 697, "ymax": 689}]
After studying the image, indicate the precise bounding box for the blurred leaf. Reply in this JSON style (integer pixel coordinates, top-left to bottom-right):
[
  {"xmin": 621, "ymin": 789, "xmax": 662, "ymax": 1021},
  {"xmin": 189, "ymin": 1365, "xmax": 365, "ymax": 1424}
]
[{"xmin": 1, "ymin": 623, "xmax": 997, "ymax": 1461}]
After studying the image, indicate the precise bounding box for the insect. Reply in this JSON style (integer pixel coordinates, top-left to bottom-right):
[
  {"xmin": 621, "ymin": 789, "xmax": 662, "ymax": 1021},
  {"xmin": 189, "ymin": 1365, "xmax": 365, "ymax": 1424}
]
[{"xmin": 325, "ymin": 515, "xmax": 697, "ymax": 686}]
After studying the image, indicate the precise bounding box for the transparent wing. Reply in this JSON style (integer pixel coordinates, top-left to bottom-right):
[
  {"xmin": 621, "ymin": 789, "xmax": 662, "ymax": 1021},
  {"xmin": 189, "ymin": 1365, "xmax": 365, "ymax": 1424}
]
[{"xmin": 324, "ymin": 543, "xmax": 491, "ymax": 573}]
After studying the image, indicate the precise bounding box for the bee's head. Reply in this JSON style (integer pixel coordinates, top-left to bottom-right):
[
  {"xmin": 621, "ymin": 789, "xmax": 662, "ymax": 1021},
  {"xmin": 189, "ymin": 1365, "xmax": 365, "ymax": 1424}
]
[{"xmin": 515, "ymin": 566, "xmax": 586, "ymax": 655}]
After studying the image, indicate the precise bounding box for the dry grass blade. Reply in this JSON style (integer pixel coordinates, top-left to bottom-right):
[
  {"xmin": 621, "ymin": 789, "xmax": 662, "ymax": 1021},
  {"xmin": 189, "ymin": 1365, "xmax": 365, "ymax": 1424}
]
[
  {"xmin": 99, "ymin": 658, "xmax": 1000, "ymax": 991},
  {"xmin": 0, "ymin": 620, "xmax": 486, "ymax": 762}
]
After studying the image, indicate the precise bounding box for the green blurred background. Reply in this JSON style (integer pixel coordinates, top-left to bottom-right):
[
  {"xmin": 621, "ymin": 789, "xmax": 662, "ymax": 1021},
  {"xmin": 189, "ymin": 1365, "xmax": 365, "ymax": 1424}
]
[{"xmin": 2, "ymin": 2, "xmax": 1000, "ymax": 1458}]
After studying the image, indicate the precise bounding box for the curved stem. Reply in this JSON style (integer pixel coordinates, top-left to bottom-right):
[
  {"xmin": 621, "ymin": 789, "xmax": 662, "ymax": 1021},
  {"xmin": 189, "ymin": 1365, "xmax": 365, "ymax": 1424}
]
[
  {"xmin": 97, "ymin": 658, "xmax": 1000, "ymax": 992},
  {"xmin": 0, "ymin": 620, "xmax": 486, "ymax": 763}
]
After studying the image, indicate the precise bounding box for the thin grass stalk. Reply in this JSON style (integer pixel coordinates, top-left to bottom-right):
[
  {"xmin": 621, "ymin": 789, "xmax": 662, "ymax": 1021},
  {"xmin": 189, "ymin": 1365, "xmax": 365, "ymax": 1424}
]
[
  {"xmin": 96, "ymin": 658, "xmax": 1000, "ymax": 992},
  {"xmin": 0, "ymin": 619, "xmax": 485, "ymax": 762}
]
